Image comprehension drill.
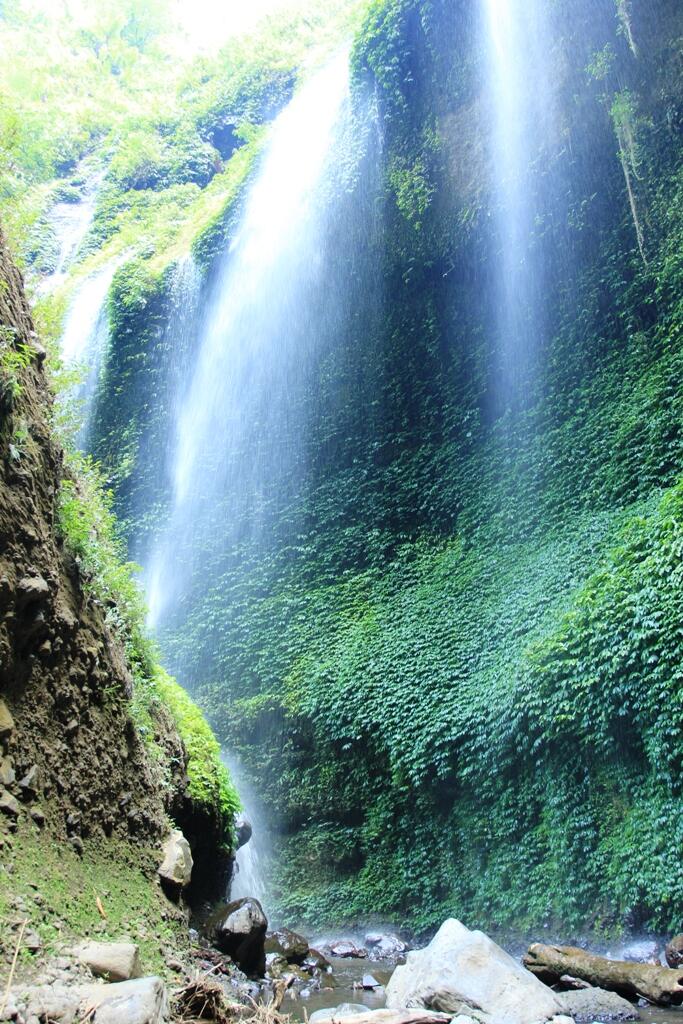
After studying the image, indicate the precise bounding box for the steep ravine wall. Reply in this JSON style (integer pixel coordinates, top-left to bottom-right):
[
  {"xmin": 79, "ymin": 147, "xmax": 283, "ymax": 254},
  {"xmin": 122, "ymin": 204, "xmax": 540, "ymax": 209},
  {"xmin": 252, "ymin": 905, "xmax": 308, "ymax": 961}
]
[
  {"xmin": 85, "ymin": 0, "xmax": 683, "ymax": 935},
  {"xmin": 0, "ymin": 227, "xmax": 232, "ymax": 973}
]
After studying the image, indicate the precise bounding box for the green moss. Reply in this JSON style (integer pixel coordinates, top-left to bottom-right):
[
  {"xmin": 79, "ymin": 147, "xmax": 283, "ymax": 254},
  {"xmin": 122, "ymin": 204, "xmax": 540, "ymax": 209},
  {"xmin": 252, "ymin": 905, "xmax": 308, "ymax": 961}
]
[
  {"xmin": 154, "ymin": 667, "xmax": 240, "ymax": 824},
  {"xmin": 0, "ymin": 825, "xmax": 187, "ymax": 976}
]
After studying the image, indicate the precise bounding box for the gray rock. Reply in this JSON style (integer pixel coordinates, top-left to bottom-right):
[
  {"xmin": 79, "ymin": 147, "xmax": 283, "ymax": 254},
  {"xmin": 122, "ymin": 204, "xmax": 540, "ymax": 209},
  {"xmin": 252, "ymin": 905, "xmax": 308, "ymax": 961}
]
[
  {"xmin": 325, "ymin": 940, "xmax": 367, "ymax": 959},
  {"xmin": 619, "ymin": 940, "xmax": 660, "ymax": 964},
  {"xmin": 0, "ymin": 756, "xmax": 15, "ymax": 787},
  {"xmin": 362, "ymin": 974, "xmax": 380, "ymax": 989},
  {"xmin": 386, "ymin": 918, "xmax": 566, "ymax": 1024},
  {"xmin": 0, "ymin": 788, "xmax": 20, "ymax": 817},
  {"xmin": 560, "ymin": 986, "xmax": 639, "ymax": 1021},
  {"xmin": 207, "ymin": 897, "xmax": 268, "ymax": 977},
  {"xmin": 158, "ymin": 829, "xmax": 193, "ymax": 895},
  {"xmin": 265, "ymin": 927, "xmax": 309, "ymax": 964},
  {"xmin": 18, "ymin": 765, "xmax": 39, "ymax": 801},
  {"xmin": 17, "ymin": 574, "xmax": 50, "ymax": 603},
  {"xmin": 84, "ymin": 976, "xmax": 168, "ymax": 1024},
  {"xmin": 235, "ymin": 814, "xmax": 253, "ymax": 849},
  {"xmin": 77, "ymin": 941, "xmax": 142, "ymax": 982},
  {"xmin": 666, "ymin": 933, "xmax": 683, "ymax": 968},
  {"xmin": 0, "ymin": 700, "xmax": 14, "ymax": 741},
  {"xmin": 304, "ymin": 947, "xmax": 332, "ymax": 972}
]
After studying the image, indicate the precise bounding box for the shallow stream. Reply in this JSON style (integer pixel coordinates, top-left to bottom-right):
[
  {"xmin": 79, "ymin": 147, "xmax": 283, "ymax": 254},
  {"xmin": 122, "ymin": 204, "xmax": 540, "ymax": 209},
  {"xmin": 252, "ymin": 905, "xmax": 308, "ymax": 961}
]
[{"xmin": 280, "ymin": 953, "xmax": 683, "ymax": 1024}]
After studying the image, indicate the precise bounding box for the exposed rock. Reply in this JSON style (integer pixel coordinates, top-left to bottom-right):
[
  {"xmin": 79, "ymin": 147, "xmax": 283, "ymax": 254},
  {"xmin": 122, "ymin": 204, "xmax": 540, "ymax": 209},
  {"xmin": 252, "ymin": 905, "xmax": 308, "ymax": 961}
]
[
  {"xmin": 325, "ymin": 940, "xmax": 367, "ymax": 959},
  {"xmin": 0, "ymin": 699, "xmax": 14, "ymax": 741},
  {"xmin": 665, "ymin": 934, "xmax": 683, "ymax": 968},
  {"xmin": 265, "ymin": 927, "xmax": 309, "ymax": 964},
  {"xmin": 17, "ymin": 764, "xmax": 40, "ymax": 801},
  {"xmin": 304, "ymin": 948, "xmax": 332, "ymax": 972},
  {"xmin": 85, "ymin": 976, "xmax": 168, "ymax": 1024},
  {"xmin": 309, "ymin": 1003, "xmax": 370, "ymax": 1023},
  {"xmin": 386, "ymin": 919, "xmax": 566, "ymax": 1024},
  {"xmin": 560, "ymin": 985, "xmax": 640, "ymax": 1021},
  {"xmin": 362, "ymin": 974, "xmax": 381, "ymax": 989},
  {"xmin": 620, "ymin": 940, "xmax": 660, "ymax": 964},
  {"xmin": 30, "ymin": 805, "xmax": 45, "ymax": 827},
  {"xmin": 0, "ymin": 788, "xmax": 20, "ymax": 817},
  {"xmin": 158, "ymin": 828, "xmax": 193, "ymax": 896},
  {"xmin": 235, "ymin": 814, "xmax": 253, "ymax": 849},
  {"xmin": 0, "ymin": 756, "xmax": 15, "ymax": 787},
  {"xmin": 207, "ymin": 897, "xmax": 268, "ymax": 977},
  {"xmin": 16, "ymin": 573, "xmax": 50, "ymax": 605},
  {"xmin": 76, "ymin": 940, "xmax": 142, "ymax": 982},
  {"xmin": 365, "ymin": 934, "xmax": 408, "ymax": 962}
]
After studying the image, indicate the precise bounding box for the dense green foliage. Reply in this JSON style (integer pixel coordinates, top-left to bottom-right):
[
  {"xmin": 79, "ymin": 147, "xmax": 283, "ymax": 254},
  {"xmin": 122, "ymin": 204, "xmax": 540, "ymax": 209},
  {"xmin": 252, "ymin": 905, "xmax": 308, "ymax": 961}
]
[{"xmin": 57, "ymin": 0, "xmax": 683, "ymax": 936}]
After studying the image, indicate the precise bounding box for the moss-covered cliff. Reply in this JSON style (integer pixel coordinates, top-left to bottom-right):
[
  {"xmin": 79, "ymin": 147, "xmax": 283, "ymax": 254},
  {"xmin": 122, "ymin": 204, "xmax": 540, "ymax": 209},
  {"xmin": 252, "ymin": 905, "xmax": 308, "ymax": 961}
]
[
  {"xmin": 81, "ymin": 0, "xmax": 683, "ymax": 936},
  {"xmin": 0, "ymin": 226, "xmax": 238, "ymax": 974}
]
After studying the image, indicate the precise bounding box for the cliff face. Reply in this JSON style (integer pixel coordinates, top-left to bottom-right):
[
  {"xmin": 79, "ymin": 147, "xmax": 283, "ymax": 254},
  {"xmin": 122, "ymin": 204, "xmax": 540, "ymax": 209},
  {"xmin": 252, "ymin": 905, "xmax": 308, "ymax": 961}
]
[
  {"xmin": 0, "ymin": 227, "xmax": 232, "ymax": 972},
  {"xmin": 0, "ymin": 226, "xmax": 170, "ymax": 847}
]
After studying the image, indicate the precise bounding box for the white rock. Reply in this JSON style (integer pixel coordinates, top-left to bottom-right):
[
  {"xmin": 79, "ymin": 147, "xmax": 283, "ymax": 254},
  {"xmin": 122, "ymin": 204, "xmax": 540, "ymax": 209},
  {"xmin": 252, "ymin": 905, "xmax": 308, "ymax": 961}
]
[
  {"xmin": 385, "ymin": 919, "xmax": 567, "ymax": 1024},
  {"xmin": 158, "ymin": 829, "xmax": 193, "ymax": 890},
  {"xmin": 310, "ymin": 1004, "xmax": 369, "ymax": 1023},
  {"xmin": 83, "ymin": 976, "xmax": 168, "ymax": 1024},
  {"xmin": 76, "ymin": 941, "xmax": 142, "ymax": 982}
]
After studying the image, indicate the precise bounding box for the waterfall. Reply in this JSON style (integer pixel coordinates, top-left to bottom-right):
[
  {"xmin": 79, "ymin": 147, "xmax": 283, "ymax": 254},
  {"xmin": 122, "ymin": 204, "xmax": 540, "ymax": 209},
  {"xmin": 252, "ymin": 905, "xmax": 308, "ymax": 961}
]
[
  {"xmin": 145, "ymin": 52, "xmax": 353, "ymax": 630},
  {"xmin": 37, "ymin": 172, "xmax": 102, "ymax": 297},
  {"xmin": 223, "ymin": 756, "xmax": 271, "ymax": 909},
  {"xmin": 60, "ymin": 262, "xmax": 119, "ymax": 445},
  {"xmin": 482, "ymin": 0, "xmax": 556, "ymax": 400}
]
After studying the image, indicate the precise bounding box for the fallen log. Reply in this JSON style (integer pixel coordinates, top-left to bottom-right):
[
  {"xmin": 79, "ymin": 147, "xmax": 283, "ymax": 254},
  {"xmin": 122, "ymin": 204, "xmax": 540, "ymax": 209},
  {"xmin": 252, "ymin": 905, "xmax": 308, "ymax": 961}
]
[
  {"xmin": 524, "ymin": 942, "xmax": 683, "ymax": 1006},
  {"xmin": 320, "ymin": 1012, "xmax": 452, "ymax": 1024}
]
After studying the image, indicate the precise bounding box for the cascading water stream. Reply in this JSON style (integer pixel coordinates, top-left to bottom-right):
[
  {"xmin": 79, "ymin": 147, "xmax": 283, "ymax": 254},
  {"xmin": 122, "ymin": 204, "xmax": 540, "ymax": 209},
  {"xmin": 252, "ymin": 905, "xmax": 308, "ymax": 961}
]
[
  {"xmin": 143, "ymin": 53, "xmax": 358, "ymax": 906},
  {"xmin": 145, "ymin": 52, "xmax": 352, "ymax": 630},
  {"xmin": 482, "ymin": 0, "xmax": 556, "ymax": 398},
  {"xmin": 37, "ymin": 171, "xmax": 103, "ymax": 297},
  {"xmin": 59, "ymin": 261, "xmax": 121, "ymax": 446}
]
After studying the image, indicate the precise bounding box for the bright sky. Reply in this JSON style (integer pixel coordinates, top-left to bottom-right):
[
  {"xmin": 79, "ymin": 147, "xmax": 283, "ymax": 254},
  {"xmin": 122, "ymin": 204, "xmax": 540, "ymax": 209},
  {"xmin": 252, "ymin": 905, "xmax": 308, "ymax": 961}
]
[{"xmin": 173, "ymin": 0, "xmax": 293, "ymax": 51}]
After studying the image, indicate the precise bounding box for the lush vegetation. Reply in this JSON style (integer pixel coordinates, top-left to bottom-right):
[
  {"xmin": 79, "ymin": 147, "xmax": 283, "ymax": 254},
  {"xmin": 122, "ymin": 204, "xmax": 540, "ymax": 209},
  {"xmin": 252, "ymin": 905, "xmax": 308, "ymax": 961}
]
[{"xmin": 19, "ymin": 0, "xmax": 683, "ymax": 938}]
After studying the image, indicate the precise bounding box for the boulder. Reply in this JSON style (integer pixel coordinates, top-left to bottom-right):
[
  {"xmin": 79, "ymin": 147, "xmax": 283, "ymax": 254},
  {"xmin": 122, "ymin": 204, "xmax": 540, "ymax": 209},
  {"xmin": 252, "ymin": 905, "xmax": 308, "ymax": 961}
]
[
  {"xmin": 77, "ymin": 940, "xmax": 142, "ymax": 982},
  {"xmin": 235, "ymin": 814, "xmax": 253, "ymax": 849},
  {"xmin": 325, "ymin": 940, "xmax": 367, "ymax": 959},
  {"xmin": 309, "ymin": 1004, "xmax": 369, "ymax": 1024},
  {"xmin": 304, "ymin": 947, "xmax": 332, "ymax": 972},
  {"xmin": 0, "ymin": 789, "xmax": 20, "ymax": 817},
  {"xmin": 308, "ymin": 1011, "xmax": 468, "ymax": 1024},
  {"xmin": 84, "ymin": 976, "xmax": 168, "ymax": 1024},
  {"xmin": 666, "ymin": 934, "xmax": 683, "ymax": 969},
  {"xmin": 265, "ymin": 927, "xmax": 309, "ymax": 964},
  {"xmin": 1, "ymin": 977, "xmax": 167, "ymax": 1024},
  {"xmin": 620, "ymin": 940, "xmax": 660, "ymax": 964},
  {"xmin": 207, "ymin": 897, "xmax": 268, "ymax": 977},
  {"xmin": 158, "ymin": 829, "xmax": 193, "ymax": 896},
  {"xmin": 362, "ymin": 974, "xmax": 381, "ymax": 989},
  {"xmin": 386, "ymin": 919, "xmax": 566, "ymax": 1024},
  {"xmin": 0, "ymin": 700, "xmax": 14, "ymax": 742},
  {"xmin": 365, "ymin": 934, "xmax": 409, "ymax": 961},
  {"xmin": 560, "ymin": 986, "xmax": 639, "ymax": 1021},
  {"xmin": 0, "ymin": 756, "xmax": 15, "ymax": 787}
]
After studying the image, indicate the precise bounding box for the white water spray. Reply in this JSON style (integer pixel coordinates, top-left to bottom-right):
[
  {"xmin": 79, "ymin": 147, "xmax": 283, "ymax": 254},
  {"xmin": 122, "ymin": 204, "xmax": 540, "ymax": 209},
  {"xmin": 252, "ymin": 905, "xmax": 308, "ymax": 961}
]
[
  {"xmin": 37, "ymin": 173, "xmax": 102, "ymax": 297},
  {"xmin": 146, "ymin": 53, "xmax": 352, "ymax": 629},
  {"xmin": 482, "ymin": 0, "xmax": 556, "ymax": 394},
  {"xmin": 59, "ymin": 261, "xmax": 120, "ymax": 444}
]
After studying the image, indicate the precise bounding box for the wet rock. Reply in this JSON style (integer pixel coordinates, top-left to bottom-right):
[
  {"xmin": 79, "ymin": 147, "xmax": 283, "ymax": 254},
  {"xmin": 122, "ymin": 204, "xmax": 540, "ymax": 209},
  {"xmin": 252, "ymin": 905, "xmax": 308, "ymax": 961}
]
[
  {"xmin": 665, "ymin": 934, "xmax": 683, "ymax": 968},
  {"xmin": 362, "ymin": 974, "xmax": 381, "ymax": 989},
  {"xmin": 386, "ymin": 919, "xmax": 566, "ymax": 1024},
  {"xmin": 0, "ymin": 788, "xmax": 20, "ymax": 817},
  {"xmin": 325, "ymin": 940, "xmax": 367, "ymax": 959},
  {"xmin": 304, "ymin": 948, "xmax": 332, "ymax": 972},
  {"xmin": 77, "ymin": 940, "xmax": 142, "ymax": 982},
  {"xmin": 620, "ymin": 940, "xmax": 660, "ymax": 964},
  {"xmin": 365, "ymin": 934, "xmax": 408, "ymax": 961},
  {"xmin": 158, "ymin": 829, "xmax": 193, "ymax": 897},
  {"xmin": 207, "ymin": 897, "xmax": 268, "ymax": 977},
  {"xmin": 265, "ymin": 927, "xmax": 309, "ymax": 964},
  {"xmin": 0, "ymin": 699, "xmax": 14, "ymax": 741},
  {"xmin": 235, "ymin": 814, "xmax": 253, "ymax": 849},
  {"xmin": 560, "ymin": 985, "xmax": 640, "ymax": 1021}
]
